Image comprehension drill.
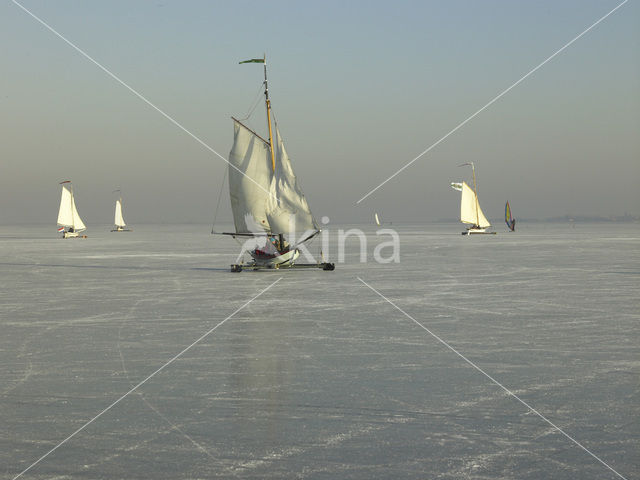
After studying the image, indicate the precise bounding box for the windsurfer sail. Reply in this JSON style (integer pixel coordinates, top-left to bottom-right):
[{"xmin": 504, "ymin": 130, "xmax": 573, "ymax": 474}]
[{"xmin": 505, "ymin": 201, "xmax": 515, "ymax": 231}]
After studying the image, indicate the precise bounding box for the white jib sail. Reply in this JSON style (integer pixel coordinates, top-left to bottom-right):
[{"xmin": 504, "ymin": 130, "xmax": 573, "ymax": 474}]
[
  {"xmin": 265, "ymin": 125, "xmax": 318, "ymax": 236},
  {"xmin": 460, "ymin": 181, "xmax": 490, "ymax": 228},
  {"xmin": 114, "ymin": 199, "xmax": 126, "ymax": 227},
  {"xmin": 228, "ymin": 120, "xmax": 273, "ymax": 234},
  {"xmin": 57, "ymin": 185, "xmax": 86, "ymax": 231}
]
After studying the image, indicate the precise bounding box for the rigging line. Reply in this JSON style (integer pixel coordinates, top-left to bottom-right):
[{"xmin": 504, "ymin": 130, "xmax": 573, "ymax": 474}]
[
  {"xmin": 245, "ymin": 92, "xmax": 263, "ymax": 122},
  {"xmin": 211, "ymin": 167, "xmax": 228, "ymax": 234},
  {"xmin": 238, "ymin": 82, "xmax": 265, "ymax": 121},
  {"xmin": 243, "ymin": 98, "xmax": 261, "ymax": 123}
]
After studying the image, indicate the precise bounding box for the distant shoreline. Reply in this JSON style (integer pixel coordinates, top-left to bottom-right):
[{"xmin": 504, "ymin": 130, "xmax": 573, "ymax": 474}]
[
  {"xmin": 2, "ymin": 216, "xmax": 639, "ymax": 227},
  {"xmin": 528, "ymin": 215, "xmax": 640, "ymax": 223},
  {"xmin": 437, "ymin": 215, "xmax": 639, "ymax": 224}
]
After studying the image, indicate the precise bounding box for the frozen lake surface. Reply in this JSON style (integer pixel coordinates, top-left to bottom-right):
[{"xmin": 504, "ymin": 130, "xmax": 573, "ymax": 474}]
[{"xmin": 1, "ymin": 222, "xmax": 638, "ymax": 479}]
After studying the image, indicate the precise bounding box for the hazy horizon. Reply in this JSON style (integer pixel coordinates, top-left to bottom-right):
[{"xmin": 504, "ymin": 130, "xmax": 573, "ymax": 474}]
[{"xmin": 1, "ymin": 1, "xmax": 638, "ymax": 225}]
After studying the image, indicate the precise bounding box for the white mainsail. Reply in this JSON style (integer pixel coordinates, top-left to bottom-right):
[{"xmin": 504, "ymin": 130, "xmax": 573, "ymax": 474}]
[
  {"xmin": 114, "ymin": 199, "xmax": 126, "ymax": 227},
  {"xmin": 57, "ymin": 185, "xmax": 86, "ymax": 231},
  {"xmin": 228, "ymin": 120, "xmax": 317, "ymax": 236},
  {"xmin": 228, "ymin": 120, "xmax": 273, "ymax": 234},
  {"xmin": 57, "ymin": 186, "xmax": 73, "ymax": 227},
  {"xmin": 459, "ymin": 181, "xmax": 490, "ymax": 228}
]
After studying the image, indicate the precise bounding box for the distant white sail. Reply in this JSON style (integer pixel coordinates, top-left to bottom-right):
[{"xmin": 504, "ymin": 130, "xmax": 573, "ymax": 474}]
[
  {"xmin": 374, "ymin": 212, "xmax": 381, "ymax": 226},
  {"xmin": 57, "ymin": 185, "xmax": 86, "ymax": 231},
  {"xmin": 228, "ymin": 120, "xmax": 317, "ymax": 236},
  {"xmin": 71, "ymin": 195, "xmax": 86, "ymax": 231},
  {"xmin": 460, "ymin": 181, "xmax": 490, "ymax": 228},
  {"xmin": 114, "ymin": 199, "xmax": 126, "ymax": 227},
  {"xmin": 57, "ymin": 185, "xmax": 74, "ymax": 227}
]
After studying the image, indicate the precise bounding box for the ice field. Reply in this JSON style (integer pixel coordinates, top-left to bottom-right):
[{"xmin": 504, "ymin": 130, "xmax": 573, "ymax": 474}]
[{"xmin": 1, "ymin": 222, "xmax": 638, "ymax": 479}]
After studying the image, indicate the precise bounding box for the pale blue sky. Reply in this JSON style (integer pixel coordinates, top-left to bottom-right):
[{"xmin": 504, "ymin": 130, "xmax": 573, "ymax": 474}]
[{"xmin": 1, "ymin": 0, "xmax": 638, "ymax": 224}]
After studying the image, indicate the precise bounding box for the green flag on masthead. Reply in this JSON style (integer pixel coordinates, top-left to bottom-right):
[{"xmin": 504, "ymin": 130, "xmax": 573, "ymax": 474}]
[{"xmin": 239, "ymin": 58, "xmax": 264, "ymax": 64}]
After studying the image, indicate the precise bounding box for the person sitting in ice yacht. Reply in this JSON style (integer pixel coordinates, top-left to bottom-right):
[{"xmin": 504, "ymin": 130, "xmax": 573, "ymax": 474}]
[{"xmin": 254, "ymin": 236, "xmax": 279, "ymax": 257}]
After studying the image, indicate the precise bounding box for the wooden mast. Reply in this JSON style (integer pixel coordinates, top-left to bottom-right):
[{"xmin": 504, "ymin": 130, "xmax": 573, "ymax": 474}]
[
  {"xmin": 263, "ymin": 55, "xmax": 276, "ymax": 172},
  {"xmin": 470, "ymin": 162, "xmax": 480, "ymax": 228},
  {"xmin": 69, "ymin": 182, "xmax": 75, "ymax": 230},
  {"xmin": 263, "ymin": 56, "xmax": 281, "ymax": 247}
]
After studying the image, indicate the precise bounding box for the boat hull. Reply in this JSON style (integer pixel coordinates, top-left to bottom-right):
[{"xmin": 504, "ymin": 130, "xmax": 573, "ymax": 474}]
[
  {"xmin": 462, "ymin": 227, "xmax": 495, "ymax": 235},
  {"xmin": 249, "ymin": 248, "xmax": 300, "ymax": 267},
  {"xmin": 230, "ymin": 260, "xmax": 335, "ymax": 272},
  {"xmin": 62, "ymin": 231, "xmax": 86, "ymax": 238}
]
